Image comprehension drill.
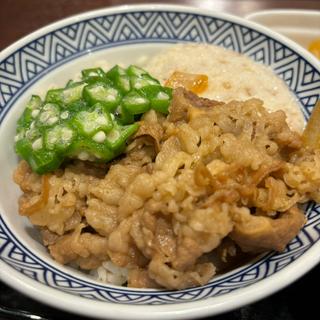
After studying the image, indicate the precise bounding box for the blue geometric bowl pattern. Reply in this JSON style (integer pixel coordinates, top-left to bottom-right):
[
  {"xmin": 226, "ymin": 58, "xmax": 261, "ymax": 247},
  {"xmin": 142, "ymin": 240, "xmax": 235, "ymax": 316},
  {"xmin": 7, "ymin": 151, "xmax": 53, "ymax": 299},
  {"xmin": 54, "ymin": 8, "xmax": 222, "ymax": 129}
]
[{"xmin": 0, "ymin": 9, "xmax": 320, "ymax": 305}]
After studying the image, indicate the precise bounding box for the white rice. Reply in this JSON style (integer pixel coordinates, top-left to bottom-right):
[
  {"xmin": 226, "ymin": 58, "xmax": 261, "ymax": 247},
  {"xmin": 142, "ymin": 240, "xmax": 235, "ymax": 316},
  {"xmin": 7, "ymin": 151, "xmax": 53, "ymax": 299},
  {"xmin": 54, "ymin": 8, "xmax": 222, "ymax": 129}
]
[{"xmin": 90, "ymin": 260, "xmax": 128, "ymax": 286}]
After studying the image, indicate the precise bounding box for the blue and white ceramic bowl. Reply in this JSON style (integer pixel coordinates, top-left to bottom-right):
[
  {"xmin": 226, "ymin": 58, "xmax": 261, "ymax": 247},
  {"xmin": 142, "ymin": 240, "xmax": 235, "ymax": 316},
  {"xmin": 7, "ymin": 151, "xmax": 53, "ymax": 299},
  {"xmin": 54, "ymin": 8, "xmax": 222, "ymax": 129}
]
[{"xmin": 0, "ymin": 4, "xmax": 319, "ymax": 319}]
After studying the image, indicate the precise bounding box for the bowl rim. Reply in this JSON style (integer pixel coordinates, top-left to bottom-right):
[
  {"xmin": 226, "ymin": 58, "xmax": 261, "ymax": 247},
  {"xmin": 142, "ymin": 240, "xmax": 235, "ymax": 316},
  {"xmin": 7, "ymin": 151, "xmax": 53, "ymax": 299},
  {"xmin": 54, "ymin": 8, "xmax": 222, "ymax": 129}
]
[
  {"xmin": 1, "ymin": 245, "xmax": 320, "ymax": 320},
  {"xmin": 245, "ymin": 8, "xmax": 320, "ymax": 20},
  {"xmin": 0, "ymin": 3, "xmax": 320, "ymax": 319},
  {"xmin": 0, "ymin": 3, "xmax": 319, "ymax": 68}
]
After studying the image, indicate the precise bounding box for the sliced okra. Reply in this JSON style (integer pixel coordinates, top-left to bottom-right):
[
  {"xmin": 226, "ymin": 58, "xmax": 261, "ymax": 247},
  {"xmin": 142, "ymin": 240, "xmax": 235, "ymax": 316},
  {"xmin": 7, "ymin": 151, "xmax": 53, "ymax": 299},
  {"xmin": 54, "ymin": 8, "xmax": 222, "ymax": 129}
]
[
  {"xmin": 81, "ymin": 67, "xmax": 107, "ymax": 83},
  {"xmin": 36, "ymin": 103, "xmax": 61, "ymax": 127},
  {"xmin": 105, "ymin": 122, "xmax": 139, "ymax": 151},
  {"xmin": 141, "ymin": 85, "xmax": 173, "ymax": 114},
  {"xmin": 44, "ymin": 125, "xmax": 74, "ymax": 152},
  {"xmin": 83, "ymin": 82, "xmax": 122, "ymax": 112},
  {"xmin": 45, "ymin": 82, "xmax": 86, "ymax": 105},
  {"xmin": 17, "ymin": 95, "xmax": 43, "ymax": 128},
  {"xmin": 122, "ymin": 91, "xmax": 150, "ymax": 115},
  {"xmin": 73, "ymin": 103, "xmax": 113, "ymax": 136}
]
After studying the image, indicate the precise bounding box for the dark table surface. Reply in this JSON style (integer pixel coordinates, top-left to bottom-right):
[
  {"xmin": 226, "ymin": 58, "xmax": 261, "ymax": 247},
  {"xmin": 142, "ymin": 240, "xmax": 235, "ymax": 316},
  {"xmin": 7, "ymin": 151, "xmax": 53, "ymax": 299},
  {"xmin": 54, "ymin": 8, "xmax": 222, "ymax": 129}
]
[{"xmin": 1, "ymin": 0, "xmax": 320, "ymax": 319}]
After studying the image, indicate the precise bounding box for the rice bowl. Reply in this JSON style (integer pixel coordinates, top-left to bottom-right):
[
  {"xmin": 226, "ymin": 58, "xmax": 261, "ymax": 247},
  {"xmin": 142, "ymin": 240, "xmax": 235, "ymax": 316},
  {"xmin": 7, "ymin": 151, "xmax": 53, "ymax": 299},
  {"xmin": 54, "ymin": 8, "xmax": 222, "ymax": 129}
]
[{"xmin": 0, "ymin": 4, "xmax": 320, "ymax": 319}]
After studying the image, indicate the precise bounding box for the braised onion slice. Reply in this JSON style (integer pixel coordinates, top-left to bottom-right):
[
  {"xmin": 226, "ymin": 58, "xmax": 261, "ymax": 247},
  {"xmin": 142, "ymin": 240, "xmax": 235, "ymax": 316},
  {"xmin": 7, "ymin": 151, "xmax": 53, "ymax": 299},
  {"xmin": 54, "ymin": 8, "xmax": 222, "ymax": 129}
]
[
  {"xmin": 20, "ymin": 174, "xmax": 50, "ymax": 216},
  {"xmin": 302, "ymin": 100, "xmax": 320, "ymax": 149}
]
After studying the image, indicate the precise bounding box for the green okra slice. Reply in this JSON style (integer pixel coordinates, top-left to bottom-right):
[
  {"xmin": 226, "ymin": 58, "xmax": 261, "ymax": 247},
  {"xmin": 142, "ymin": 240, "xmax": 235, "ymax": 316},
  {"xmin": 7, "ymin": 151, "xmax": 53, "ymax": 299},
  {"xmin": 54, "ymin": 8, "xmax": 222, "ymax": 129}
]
[
  {"xmin": 67, "ymin": 137, "xmax": 115, "ymax": 162},
  {"xmin": 114, "ymin": 74, "xmax": 131, "ymax": 94},
  {"xmin": 130, "ymin": 75, "xmax": 160, "ymax": 90},
  {"xmin": 83, "ymin": 82, "xmax": 122, "ymax": 112},
  {"xmin": 15, "ymin": 135, "xmax": 62, "ymax": 174},
  {"xmin": 44, "ymin": 124, "xmax": 75, "ymax": 153},
  {"xmin": 15, "ymin": 101, "xmax": 64, "ymax": 174},
  {"xmin": 72, "ymin": 103, "xmax": 113, "ymax": 136},
  {"xmin": 81, "ymin": 67, "xmax": 107, "ymax": 84},
  {"xmin": 122, "ymin": 90, "xmax": 150, "ymax": 115},
  {"xmin": 106, "ymin": 65, "xmax": 131, "ymax": 94},
  {"xmin": 28, "ymin": 149, "xmax": 63, "ymax": 174},
  {"xmin": 115, "ymin": 104, "xmax": 134, "ymax": 125},
  {"xmin": 17, "ymin": 95, "xmax": 43, "ymax": 129},
  {"xmin": 66, "ymin": 79, "xmax": 76, "ymax": 88},
  {"xmin": 126, "ymin": 65, "xmax": 148, "ymax": 77},
  {"xmin": 45, "ymin": 82, "xmax": 86, "ymax": 106},
  {"xmin": 15, "ymin": 138, "xmax": 32, "ymax": 162},
  {"xmin": 62, "ymin": 100, "xmax": 88, "ymax": 120},
  {"xmin": 126, "ymin": 65, "xmax": 160, "ymax": 89},
  {"xmin": 65, "ymin": 80, "xmax": 89, "ymax": 88},
  {"xmin": 36, "ymin": 103, "xmax": 61, "ymax": 127},
  {"xmin": 105, "ymin": 122, "xmax": 139, "ymax": 152},
  {"xmin": 140, "ymin": 85, "xmax": 173, "ymax": 114},
  {"xmin": 105, "ymin": 65, "xmax": 126, "ymax": 81}
]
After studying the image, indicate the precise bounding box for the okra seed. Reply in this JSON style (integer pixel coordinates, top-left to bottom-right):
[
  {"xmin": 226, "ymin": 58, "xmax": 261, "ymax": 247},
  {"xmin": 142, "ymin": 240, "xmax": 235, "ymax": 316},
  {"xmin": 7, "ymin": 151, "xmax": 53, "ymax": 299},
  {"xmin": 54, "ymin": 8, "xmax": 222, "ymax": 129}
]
[
  {"xmin": 109, "ymin": 88, "xmax": 118, "ymax": 95},
  {"xmin": 106, "ymin": 94, "xmax": 116, "ymax": 102},
  {"xmin": 32, "ymin": 138, "xmax": 43, "ymax": 150},
  {"xmin": 92, "ymin": 131, "xmax": 106, "ymax": 143},
  {"xmin": 60, "ymin": 111, "xmax": 69, "ymax": 119},
  {"xmin": 43, "ymin": 104, "xmax": 54, "ymax": 111},
  {"xmin": 47, "ymin": 116, "xmax": 59, "ymax": 125},
  {"xmin": 121, "ymin": 78, "xmax": 130, "ymax": 90},
  {"xmin": 31, "ymin": 109, "xmax": 40, "ymax": 118},
  {"xmin": 40, "ymin": 113, "xmax": 49, "ymax": 123},
  {"xmin": 96, "ymin": 116, "xmax": 108, "ymax": 125},
  {"xmin": 134, "ymin": 97, "xmax": 148, "ymax": 104},
  {"xmin": 135, "ymin": 83, "xmax": 142, "ymax": 89},
  {"xmin": 47, "ymin": 127, "xmax": 73, "ymax": 149},
  {"xmin": 61, "ymin": 128, "xmax": 73, "ymax": 142},
  {"xmin": 78, "ymin": 151, "xmax": 90, "ymax": 161},
  {"xmin": 157, "ymin": 92, "xmax": 169, "ymax": 100},
  {"xmin": 26, "ymin": 128, "xmax": 37, "ymax": 139},
  {"xmin": 14, "ymin": 132, "xmax": 23, "ymax": 142},
  {"xmin": 47, "ymin": 135, "xmax": 58, "ymax": 145},
  {"xmin": 106, "ymin": 129, "xmax": 120, "ymax": 142},
  {"xmin": 39, "ymin": 111, "xmax": 55, "ymax": 124},
  {"xmin": 40, "ymin": 104, "xmax": 59, "ymax": 124}
]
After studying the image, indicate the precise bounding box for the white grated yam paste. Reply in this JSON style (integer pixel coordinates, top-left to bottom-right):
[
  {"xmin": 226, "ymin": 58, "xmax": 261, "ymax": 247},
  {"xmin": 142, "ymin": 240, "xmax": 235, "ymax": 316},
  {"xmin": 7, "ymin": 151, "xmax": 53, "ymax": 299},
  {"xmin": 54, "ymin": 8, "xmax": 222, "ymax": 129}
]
[{"xmin": 144, "ymin": 43, "xmax": 305, "ymax": 132}]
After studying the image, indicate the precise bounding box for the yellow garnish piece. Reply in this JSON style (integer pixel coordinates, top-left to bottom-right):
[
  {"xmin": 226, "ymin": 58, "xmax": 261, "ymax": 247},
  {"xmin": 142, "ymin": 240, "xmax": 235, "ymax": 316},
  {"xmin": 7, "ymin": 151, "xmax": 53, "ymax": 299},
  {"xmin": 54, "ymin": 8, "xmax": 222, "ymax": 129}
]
[
  {"xmin": 308, "ymin": 38, "xmax": 320, "ymax": 59},
  {"xmin": 165, "ymin": 71, "xmax": 208, "ymax": 94}
]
